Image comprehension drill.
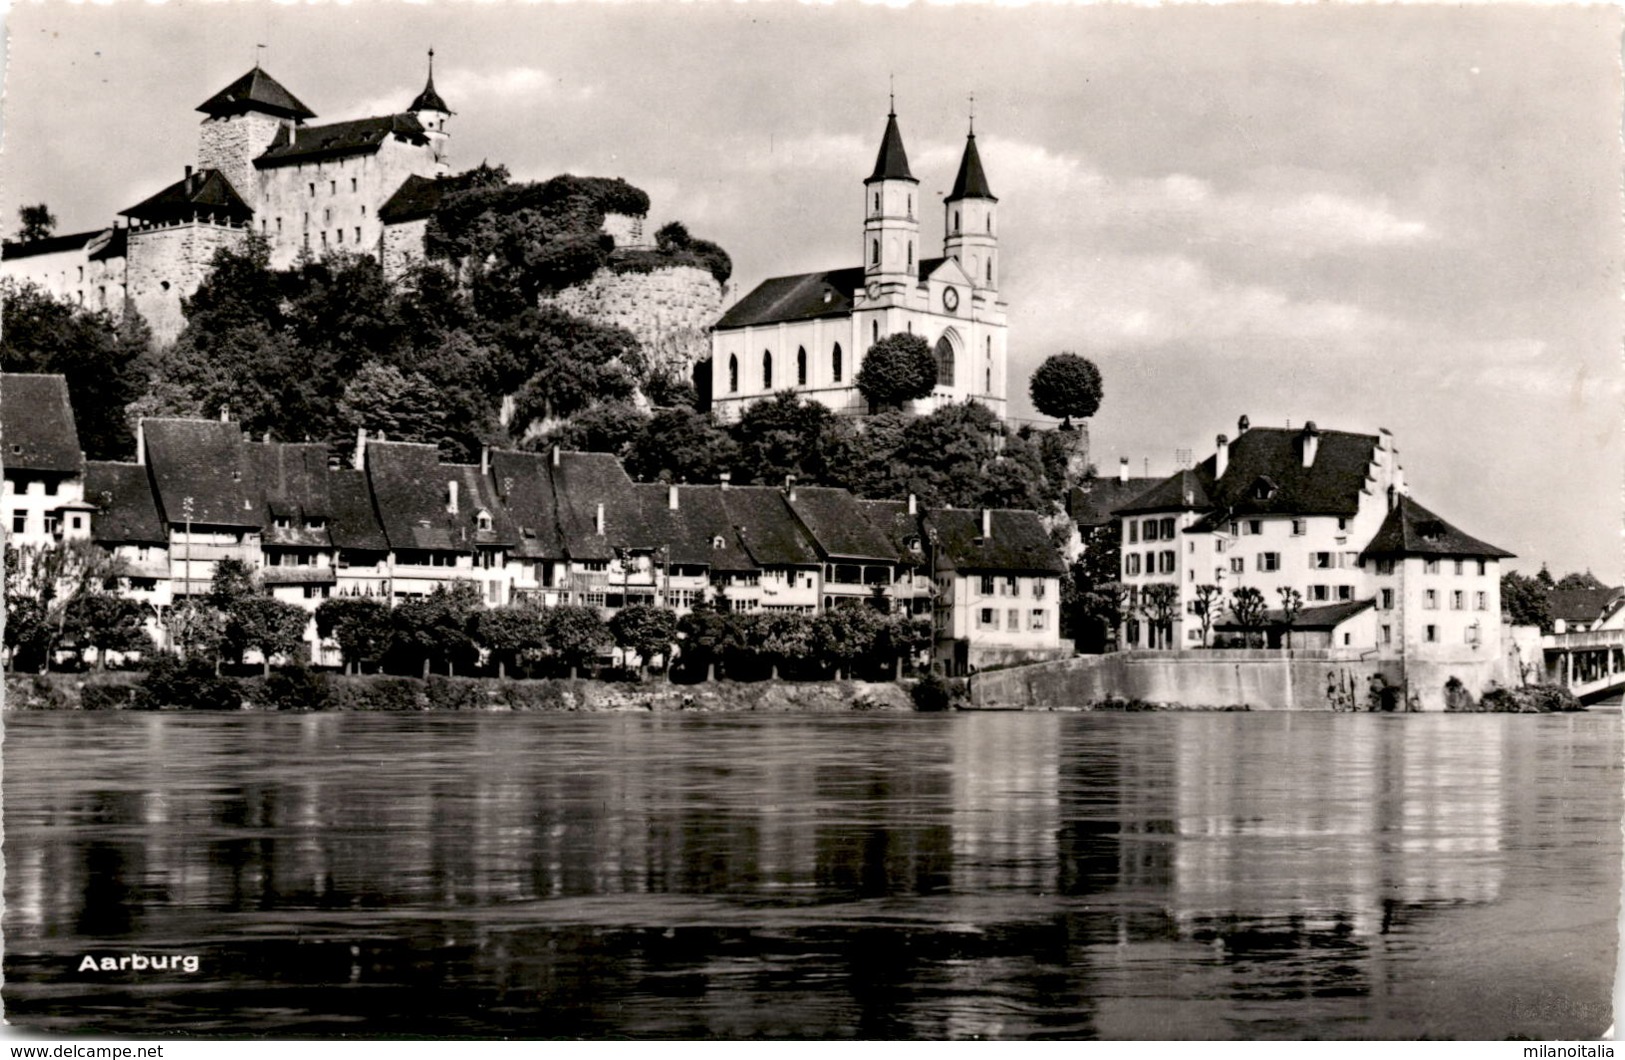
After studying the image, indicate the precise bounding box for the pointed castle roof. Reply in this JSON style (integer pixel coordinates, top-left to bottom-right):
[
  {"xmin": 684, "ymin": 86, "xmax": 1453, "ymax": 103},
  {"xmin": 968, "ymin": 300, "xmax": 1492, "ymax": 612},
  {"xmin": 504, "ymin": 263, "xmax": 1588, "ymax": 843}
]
[
  {"xmin": 196, "ymin": 66, "xmax": 315, "ymax": 121},
  {"xmin": 946, "ymin": 130, "xmax": 996, "ymax": 203},
  {"xmin": 409, "ymin": 51, "xmax": 451, "ymax": 114},
  {"xmin": 866, "ymin": 109, "xmax": 917, "ymax": 185}
]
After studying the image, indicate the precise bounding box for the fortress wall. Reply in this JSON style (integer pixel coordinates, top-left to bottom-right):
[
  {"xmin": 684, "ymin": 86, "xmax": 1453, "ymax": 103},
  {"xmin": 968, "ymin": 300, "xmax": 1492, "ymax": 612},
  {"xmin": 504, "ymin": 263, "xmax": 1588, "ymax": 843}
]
[
  {"xmin": 127, "ymin": 223, "xmax": 248, "ymax": 344},
  {"xmin": 542, "ymin": 264, "xmax": 723, "ymax": 380}
]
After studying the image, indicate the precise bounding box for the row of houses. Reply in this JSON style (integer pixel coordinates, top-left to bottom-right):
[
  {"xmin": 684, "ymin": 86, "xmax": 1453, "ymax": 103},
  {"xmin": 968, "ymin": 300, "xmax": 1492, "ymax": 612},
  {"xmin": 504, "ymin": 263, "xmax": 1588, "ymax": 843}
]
[{"xmin": 3, "ymin": 375, "xmax": 1068, "ymax": 673}]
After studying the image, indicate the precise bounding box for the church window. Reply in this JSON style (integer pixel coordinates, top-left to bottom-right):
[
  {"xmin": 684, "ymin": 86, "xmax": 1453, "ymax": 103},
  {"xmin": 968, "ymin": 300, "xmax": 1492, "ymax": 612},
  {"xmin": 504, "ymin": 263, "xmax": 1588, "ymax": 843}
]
[
  {"xmin": 986, "ymin": 336, "xmax": 992, "ymax": 359},
  {"xmin": 796, "ymin": 347, "xmax": 807, "ymax": 386},
  {"xmin": 762, "ymin": 350, "xmax": 773, "ymax": 389},
  {"xmin": 321, "ymin": 231, "xmax": 328, "ymax": 247},
  {"xmin": 728, "ymin": 354, "xmax": 739, "ymax": 393},
  {"xmin": 303, "ymin": 212, "xmax": 309, "ymax": 228},
  {"xmin": 907, "ymin": 242, "xmax": 913, "ymax": 267},
  {"xmin": 953, "ymin": 209, "xmax": 960, "ymax": 233},
  {"xmin": 986, "ymin": 367, "xmax": 991, "ymax": 392},
  {"xmin": 934, "ymin": 335, "xmax": 955, "ymax": 387},
  {"xmin": 871, "ymin": 239, "xmax": 879, "ymax": 266},
  {"xmin": 987, "ymin": 215, "xmax": 992, "ymax": 233},
  {"xmin": 907, "ymin": 194, "xmax": 913, "ymax": 217},
  {"xmin": 906, "ymin": 321, "xmax": 912, "ymax": 334},
  {"xmin": 872, "ymin": 321, "xmax": 879, "ymax": 344},
  {"xmin": 873, "ymin": 193, "xmax": 880, "ymax": 214},
  {"xmin": 986, "ymin": 259, "xmax": 993, "ymax": 283},
  {"xmin": 832, "ymin": 343, "xmax": 842, "ymax": 382}
]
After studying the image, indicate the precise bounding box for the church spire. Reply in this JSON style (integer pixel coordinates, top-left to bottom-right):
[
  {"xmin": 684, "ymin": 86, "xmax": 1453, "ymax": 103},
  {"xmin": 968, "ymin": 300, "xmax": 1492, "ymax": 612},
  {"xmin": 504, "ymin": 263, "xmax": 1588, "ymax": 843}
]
[
  {"xmin": 409, "ymin": 47, "xmax": 451, "ymax": 114},
  {"xmin": 866, "ymin": 100, "xmax": 917, "ymax": 185},
  {"xmin": 946, "ymin": 124, "xmax": 996, "ymax": 203}
]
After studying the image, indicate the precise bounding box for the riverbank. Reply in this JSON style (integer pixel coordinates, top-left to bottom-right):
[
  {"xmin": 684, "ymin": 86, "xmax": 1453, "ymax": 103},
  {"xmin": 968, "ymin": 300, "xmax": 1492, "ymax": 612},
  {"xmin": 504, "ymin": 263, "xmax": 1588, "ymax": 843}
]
[{"xmin": 3, "ymin": 670, "xmax": 916, "ymax": 713}]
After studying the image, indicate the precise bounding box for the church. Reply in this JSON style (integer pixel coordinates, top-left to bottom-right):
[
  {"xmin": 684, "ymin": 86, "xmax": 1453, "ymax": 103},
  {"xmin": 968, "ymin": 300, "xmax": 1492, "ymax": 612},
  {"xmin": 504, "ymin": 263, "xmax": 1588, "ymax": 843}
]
[
  {"xmin": 709, "ymin": 106, "xmax": 1009, "ymax": 423},
  {"xmin": 2, "ymin": 57, "xmax": 456, "ymax": 342}
]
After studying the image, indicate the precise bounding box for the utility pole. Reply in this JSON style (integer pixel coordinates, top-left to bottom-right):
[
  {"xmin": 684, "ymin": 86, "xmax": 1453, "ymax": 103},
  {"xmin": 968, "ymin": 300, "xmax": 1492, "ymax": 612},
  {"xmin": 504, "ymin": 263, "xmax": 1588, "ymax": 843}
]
[{"xmin": 181, "ymin": 496, "xmax": 195, "ymax": 659}]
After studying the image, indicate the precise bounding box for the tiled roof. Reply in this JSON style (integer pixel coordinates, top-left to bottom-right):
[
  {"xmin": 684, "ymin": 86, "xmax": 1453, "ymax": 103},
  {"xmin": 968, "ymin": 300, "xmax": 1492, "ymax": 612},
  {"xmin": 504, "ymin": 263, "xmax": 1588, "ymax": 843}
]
[
  {"xmin": 925, "ymin": 507, "xmax": 1066, "ymax": 576},
  {"xmin": 85, "ymin": 461, "xmax": 165, "ymax": 544},
  {"xmin": 715, "ymin": 267, "xmax": 864, "ymax": 329},
  {"xmin": 121, "ymin": 170, "xmax": 253, "ymax": 224},
  {"xmin": 1070, "ymin": 477, "xmax": 1163, "ymax": 527},
  {"xmin": 489, "ymin": 449, "xmax": 566, "ymax": 559},
  {"xmin": 365, "ymin": 442, "xmax": 514, "ymax": 552},
  {"xmin": 255, "ymin": 114, "xmax": 429, "ymax": 169},
  {"xmin": 1216, "ymin": 598, "xmax": 1375, "ymax": 631},
  {"xmin": 550, "ymin": 451, "xmax": 641, "ymax": 562},
  {"xmin": 141, "ymin": 418, "xmax": 261, "ymax": 527},
  {"xmin": 250, "ymin": 442, "xmax": 334, "ymax": 547},
  {"xmin": 378, "ymin": 174, "xmax": 442, "ymax": 225},
  {"xmin": 1208, "ymin": 427, "xmax": 1379, "ymax": 518},
  {"xmin": 326, "ymin": 469, "xmax": 389, "ymax": 552},
  {"xmin": 2, "ymin": 228, "xmax": 107, "ymax": 261},
  {"xmin": 720, "ymin": 487, "xmax": 820, "ymax": 567},
  {"xmin": 857, "ymin": 499, "xmax": 930, "ymax": 569},
  {"xmin": 867, "ymin": 111, "xmax": 917, "ymax": 184},
  {"xmin": 86, "ymin": 226, "xmax": 127, "ymax": 262},
  {"xmin": 787, "ymin": 486, "xmax": 898, "ymax": 561},
  {"xmin": 1, "ymin": 374, "xmax": 82, "ymax": 474},
  {"xmin": 1361, "ymin": 495, "xmax": 1514, "ymax": 560},
  {"xmin": 1548, "ymin": 587, "xmax": 1624, "ymax": 626},
  {"xmin": 1114, "ymin": 469, "xmax": 1211, "ymax": 516},
  {"xmin": 945, "ymin": 132, "xmax": 996, "ymax": 203},
  {"xmin": 196, "ymin": 67, "xmax": 316, "ymax": 120},
  {"xmin": 634, "ymin": 484, "xmax": 739, "ymax": 570}
]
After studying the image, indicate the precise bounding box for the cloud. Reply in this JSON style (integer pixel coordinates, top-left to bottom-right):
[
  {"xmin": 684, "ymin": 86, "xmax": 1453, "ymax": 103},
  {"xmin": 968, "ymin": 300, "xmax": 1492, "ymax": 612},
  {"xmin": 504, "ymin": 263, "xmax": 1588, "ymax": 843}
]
[{"xmin": 330, "ymin": 65, "xmax": 579, "ymax": 123}]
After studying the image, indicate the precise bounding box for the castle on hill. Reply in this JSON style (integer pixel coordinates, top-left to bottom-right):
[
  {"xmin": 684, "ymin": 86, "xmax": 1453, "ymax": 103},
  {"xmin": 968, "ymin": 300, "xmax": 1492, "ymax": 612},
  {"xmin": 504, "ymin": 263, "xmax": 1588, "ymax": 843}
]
[
  {"xmin": 710, "ymin": 104, "xmax": 1009, "ymax": 423},
  {"xmin": 0, "ymin": 55, "xmax": 660, "ymax": 345}
]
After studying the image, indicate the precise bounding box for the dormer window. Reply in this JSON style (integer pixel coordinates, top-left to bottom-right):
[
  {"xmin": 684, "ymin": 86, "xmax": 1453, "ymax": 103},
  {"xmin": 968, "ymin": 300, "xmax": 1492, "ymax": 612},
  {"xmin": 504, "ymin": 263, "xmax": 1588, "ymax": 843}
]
[
  {"xmin": 712, "ymin": 535, "xmax": 726, "ymax": 550},
  {"xmin": 1250, "ymin": 476, "xmax": 1277, "ymax": 501},
  {"xmin": 476, "ymin": 510, "xmax": 492, "ymax": 532},
  {"xmin": 274, "ymin": 517, "xmax": 291, "ymax": 530},
  {"xmin": 306, "ymin": 517, "xmax": 325, "ymax": 530}
]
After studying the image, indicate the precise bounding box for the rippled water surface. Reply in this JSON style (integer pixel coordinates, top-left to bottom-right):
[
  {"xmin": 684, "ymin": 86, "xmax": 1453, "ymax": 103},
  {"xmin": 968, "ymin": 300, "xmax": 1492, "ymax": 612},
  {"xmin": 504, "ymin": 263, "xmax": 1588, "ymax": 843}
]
[{"xmin": 4, "ymin": 711, "xmax": 1619, "ymax": 1038}]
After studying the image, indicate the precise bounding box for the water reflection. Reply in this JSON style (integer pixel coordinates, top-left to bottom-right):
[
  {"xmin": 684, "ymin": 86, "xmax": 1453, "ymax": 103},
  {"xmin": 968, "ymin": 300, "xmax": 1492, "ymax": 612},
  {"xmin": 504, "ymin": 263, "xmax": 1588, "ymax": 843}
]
[{"xmin": 5, "ymin": 711, "xmax": 1618, "ymax": 1038}]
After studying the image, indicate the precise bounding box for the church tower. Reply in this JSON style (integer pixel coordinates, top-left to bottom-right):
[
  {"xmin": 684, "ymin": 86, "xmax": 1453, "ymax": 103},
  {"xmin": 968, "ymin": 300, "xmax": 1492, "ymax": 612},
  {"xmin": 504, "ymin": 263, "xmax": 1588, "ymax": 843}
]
[
  {"xmin": 862, "ymin": 102, "xmax": 920, "ymax": 293},
  {"xmin": 943, "ymin": 122, "xmax": 998, "ymax": 292},
  {"xmin": 408, "ymin": 49, "xmax": 453, "ymax": 172}
]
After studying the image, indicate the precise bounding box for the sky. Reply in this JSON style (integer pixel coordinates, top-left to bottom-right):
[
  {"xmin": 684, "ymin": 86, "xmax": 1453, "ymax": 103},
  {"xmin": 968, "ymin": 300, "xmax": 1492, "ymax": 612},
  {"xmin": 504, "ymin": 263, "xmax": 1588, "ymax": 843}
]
[{"xmin": 2, "ymin": 2, "xmax": 1620, "ymax": 579}]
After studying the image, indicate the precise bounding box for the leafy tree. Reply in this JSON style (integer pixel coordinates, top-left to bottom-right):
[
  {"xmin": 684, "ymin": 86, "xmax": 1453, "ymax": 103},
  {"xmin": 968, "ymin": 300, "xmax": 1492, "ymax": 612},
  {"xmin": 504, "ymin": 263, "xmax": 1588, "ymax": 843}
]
[
  {"xmin": 856, "ymin": 332, "xmax": 938, "ymax": 411},
  {"xmin": 624, "ymin": 407, "xmax": 738, "ymax": 484},
  {"xmin": 810, "ymin": 604, "xmax": 890, "ymax": 680},
  {"xmin": 1276, "ymin": 587, "xmax": 1304, "ymax": 649},
  {"xmin": 1535, "ymin": 564, "xmax": 1555, "ymax": 589},
  {"xmin": 732, "ymin": 392, "xmax": 851, "ymax": 487},
  {"xmin": 228, "ymin": 596, "xmax": 311, "ymax": 676},
  {"xmin": 17, "ymin": 203, "xmax": 56, "ymax": 243},
  {"xmin": 338, "ymin": 361, "xmax": 454, "ymax": 448},
  {"xmin": 1554, "ymin": 570, "xmax": 1608, "ymax": 592},
  {"xmin": 4, "ymin": 540, "xmax": 126, "ymax": 672},
  {"xmin": 1228, "ymin": 586, "xmax": 1269, "ymax": 648},
  {"xmin": 392, "ymin": 582, "xmax": 484, "ymax": 677},
  {"xmin": 501, "ymin": 308, "xmax": 643, "ymax": 430},
  {"xmin": 475, "ymin": 603, "xmax": 551, "ymax": 678},
  {"xmin": 546, "ymin": 604, "xmax": 612, "ymax": 678},
  {"xmin": 676, "ymin": 595, "xmax": 734, "ymax": 681},
  {"xmin": 1502, "ymin": 571, "xmax": 1555, "ymax": 633},
  {"xmin": 1, "ymin": 280, "xmax": 150, "ymax": 460},
  {"xmin": 1029, "ymin": 352, "xmax": 1103, "ymax": 430},
  {"xmin": 875, "ymin": 611, "xmax": 933, "ymax": 679},
  {"xmin": 208, "ymin": 558, "xmax": 259, "ymax": 611},
  {"xmin": 609, "ymin": 604, "xmax": 678, "ymax": 678},
  {"xmin": 540, "ymin": 401, "xmax": 648, "ymax": 460},
  {"xmin": 1139, "ymin": 583, "xmax": 1181, "ymax": 650},
  {"xmin": 64, "ymin": 594, "xmax": 153, "ymax": 670},
  {"xmin": 1191, "ymin": 583, "xmax": 1224, "ymax": 648},
  {"xmin": 315, "ymin": 596, "xmax": 394, "ymax": 674}
]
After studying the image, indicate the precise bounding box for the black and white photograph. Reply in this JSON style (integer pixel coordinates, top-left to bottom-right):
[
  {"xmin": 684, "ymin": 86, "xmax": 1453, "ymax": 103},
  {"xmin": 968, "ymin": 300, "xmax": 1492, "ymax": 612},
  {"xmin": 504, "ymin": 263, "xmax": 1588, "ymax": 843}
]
[{"xmin": 1, "ymin": 0, "xmax": 1620, "ymax": 1042}]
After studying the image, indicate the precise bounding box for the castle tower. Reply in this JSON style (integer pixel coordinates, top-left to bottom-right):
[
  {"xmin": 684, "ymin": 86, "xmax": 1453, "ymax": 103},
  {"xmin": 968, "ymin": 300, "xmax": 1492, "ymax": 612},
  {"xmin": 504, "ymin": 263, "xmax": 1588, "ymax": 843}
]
[
  {"xmin": 943, "ymin": 121, "xmax": 998, "ymax": 292},
  {"xmin": 195, "ymin": 65, "xmax": 315, "ymax": 203},
  {"xmin": 862, "ymin": 101, "xmax": 921, "ymax": 294},
  {"xmin": 408, "ymin": 49, "xmax": 453, "ymax": 172}
]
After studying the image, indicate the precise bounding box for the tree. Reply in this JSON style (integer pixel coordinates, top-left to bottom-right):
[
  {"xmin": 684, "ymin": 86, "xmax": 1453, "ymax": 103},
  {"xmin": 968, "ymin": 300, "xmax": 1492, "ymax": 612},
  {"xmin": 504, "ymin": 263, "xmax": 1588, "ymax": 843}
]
[
  {"xmin": 609, "ymin": 605, "xmax": 678, "ymax": 678},
  {"xmin": 1554, "ymin": 570, "xmax": 1608, "ymax": 592},
  {"xmin": 1228, "ymin": 586, "xmax": 1269, "ymax": 648},
  {"xmin": 810, "ymin": 604, "xmax": 889, "ymax": 680},
  {"xmin": 731, "ymin": 392, "xmax": 851, "ymax": 487},
  {"xmin": 315, "ymin": 596, "xmax": 394, "ymax": 674},
  {"xmin": 1061, "ymin": 526, "xmax": 1124, "ymax": 653},
  {"xmin": 17, "ymin": 203, "xmax": 55, "ymax": 243},
  {"xmin": 1535, "ymin": 564, "xmax": 1555, "ymax": 589},
  {"xmin": 392, "ymin": 582, "xmax": 483, "ymax": 677},
  {"xmin": 546, "ymin": 605, "xmax": 612, "ymax": 678},
  {"xmin": 1139, "ymin": 583, "xmax": 1181, "ymax": 650},
  {"xmin": 1276, "ymin": 587, "xmax": 1304, "ymax": 649},
  {"xmin": 757, "ymin": 610, "xmax": 815, "ymax": 679},
  {"xmin": 676, "ymin": 595, "xmax": 735, "ymax": 681},
  {"xmin": 4, "ymin": 540, "xmax": 127, "ymax": 672},
  {"xmin": 540, "ymin": 401, "xmax": 648, "ymax": 461},
  {"xmin": 1502, "ymin": 571, "xmax": 1554, "ymax": 633},
  {"xmin": 624, "ymin": 407, "xmax": 738, "ymax": 484},
  {"xmin": 474, "ymin": 603, "xmax": 551, "ymax": 678},
  {"xmin": 338, "ymin": 361, "xmax": 455, "ymax": 449},
  {"xmin": 1191, "ymin": 584, "xmax": 1224, "ymax": 648},
  {"xmin": 64, "ymin": 594, "xmax": 153, "ymax": 670},
  {"xmin": 1029, "ymin": 353, "xmax": 1103, "ymax": 430},
  {"xmin": 228, "ymin": 596, "xmax": 311, "ymax": 676},
  {"xmin": 856, "ymin": 332, "xmax": 938, "ymax": 411}
]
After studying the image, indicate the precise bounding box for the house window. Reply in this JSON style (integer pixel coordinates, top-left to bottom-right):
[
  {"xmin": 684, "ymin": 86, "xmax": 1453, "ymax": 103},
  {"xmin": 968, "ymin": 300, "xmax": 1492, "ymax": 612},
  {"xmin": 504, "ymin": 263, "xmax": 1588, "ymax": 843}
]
[
  {"xmin": 10, "ymin": 511, "xmax": 25, "ymax": 534},
  {"xmin": 1424, "ymin": 589, "xmax": 1438, "ymax": 609},
  {"xmin": 1129, "ymin": 522, "xmax": 1140, "ymax": 544},
  {"xmin": 1033, "ymin": 582, "xmax": 1046, "ymax": 600},
  {"xmin": 1425, "ymin": 624, "xmax": 1438, "ymax": 643},
  {"xmin": 1004, "ymin": 576, "xmax": 1018, "ymax": 596},
  {"xmin": 1188, "ymin": 540, "xmax": 1196, "ymax": 553},
  {"xmin": 762, "ymin": 350, "xmax": 773, "ymax": 389},
  {"xmin": 832, "ymin": 343, "xmax": 843, "ymax": 382},
  {"xmin": 1312, "ymin": 552, "xmax": 1333, "ymax": 569},
  {"xmin": 71, "ymin": 515, "xmax": 83, "ymax": 530},
  {"xmin": 980, "ymin": 575, "xmax": 995, "ymax": 595},
  {"xmin": 979, "ymin": 608, "xmax": 996, "ymax": 629},
  {"xmin": 1031, "ymin": 609, "xmax": 1046, "ymax": 631},
  {"xmin": 1007, "ymin": 608, "xmax": 1020, "ymax": 631},
  {"xmin": 477, "ymin": 511, "xmax": 492, "ymax": 532},
  {"xmin": 329, "ymin": 180, "xmax": 337, "ymax": 195},
  {"xmin": 1143, "ymin": 519, "xmax": 1159, "ymax": 542},
  {"xmin": 1309, "ymin": 585, "xmax": 1329, "ymax": 602},
  {"xmin": 1258, "ymin": 552, "xmax": 1281, "ymax": 572},
  {"xmin": 1125, "ymin": 554, "xmax": 1142, "ymax": 576},
  {"xmin": 355, "ymin": 227, "xmax": 362, "ymax": 244},
  {"xmin": 796, "ymin": 346, "xmax": 807, "ymax": 386},
  {"xmin": 1337, "ymin": 518, "xmax": 1349, "ymax": 532},
  {"xmin": 1377, "ymin": 558, "xmax": 1395, "ymax": 576},
  {"xmin": 336, "ymin": 228, "xmax": 344, "ymax": 244},
  {"xmin": 1478, "ymin": 560, "xmax": 1488, "ymax": 576},
  {"xmin": 1454, "ymin": 560, "xmax": 1465, "ymax": 575},
  {"xmin": 1125, "ymin": 618, "xmax": 1140, "ymax": 646},
  {"xmin": 1424, "ymin": 559, "xmax": 1440, "ymax": 574},
  {"xmin": 1337, "ymin": 585, "xmax": 1353, "ymax": 601},
  {"xmin": 324, "ymin": 207, "xmax": 332, "ymax": 223},
  {"xmin": 1159, "ymin": 551, "xmax": 1176, "ymax": 574},
  {"xmin": 1476, "ymin": 591, "xmax": 1488, "ymax": 611},
  {"xmin": 309, "ymin": 183, "xmax": 316, "ymax": 196},
  {"xmin": 1451, "ymin": 590, "xmax": 1464, "ymax": 610},
  {"xmin": 1230, "ymin": 557, "xmax": 1244, "ymax": 574},
  {"xmin": 1291, "ymin": 519, "xmax": 1306, "ymax": 536},
  {"xmin": 1160, "ymin": 517, "xmax": 1176, "ymax": 539},
  {"xmin": 351, "ymin": 178, "xmax": 358, "ymax": 193}
]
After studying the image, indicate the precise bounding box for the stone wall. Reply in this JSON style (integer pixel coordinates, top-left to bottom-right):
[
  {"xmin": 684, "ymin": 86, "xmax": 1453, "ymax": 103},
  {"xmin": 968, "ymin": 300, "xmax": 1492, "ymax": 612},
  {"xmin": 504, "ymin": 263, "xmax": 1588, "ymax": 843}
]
[
  {"xmin": 602, "ymin": 212, "xmax": 648, "ymax": 249},
  {"xmin": 126, "ymin": 222, "xmax": 249, "ymax": 344},
  {"xmin": 197, "ymin": 113, "xmax": 287, "ymax": 205},
  {"xmin": 542, "ymin": 265, "xmax": 723, "ymax": 382},
  {"xmin": 381, "ymin": 218, "xmax": 430, "ymax": 278}
]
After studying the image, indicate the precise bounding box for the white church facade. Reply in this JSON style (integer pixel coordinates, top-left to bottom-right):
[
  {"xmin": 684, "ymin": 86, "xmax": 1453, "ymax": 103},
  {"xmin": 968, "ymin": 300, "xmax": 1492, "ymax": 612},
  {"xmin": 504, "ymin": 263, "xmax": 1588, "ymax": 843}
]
[{"xmin": 709, "ymin": 108, "xmax": 1010, "ymax": 423}]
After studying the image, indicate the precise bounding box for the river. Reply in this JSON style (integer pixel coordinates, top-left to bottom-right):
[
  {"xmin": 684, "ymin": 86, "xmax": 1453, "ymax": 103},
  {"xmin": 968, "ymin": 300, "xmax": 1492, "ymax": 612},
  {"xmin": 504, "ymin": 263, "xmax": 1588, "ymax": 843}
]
[{"xmin": 4, "ymin": 710, "xmax": 1619, "ymax": 1038}]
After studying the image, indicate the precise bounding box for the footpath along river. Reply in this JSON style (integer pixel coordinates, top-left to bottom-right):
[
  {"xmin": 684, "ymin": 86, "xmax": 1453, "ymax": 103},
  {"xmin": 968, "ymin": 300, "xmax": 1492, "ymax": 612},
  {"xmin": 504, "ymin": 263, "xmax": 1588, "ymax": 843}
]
[{"xmin": 4, "ymin": 710, "xmax": 1618, "ymax": 1038}]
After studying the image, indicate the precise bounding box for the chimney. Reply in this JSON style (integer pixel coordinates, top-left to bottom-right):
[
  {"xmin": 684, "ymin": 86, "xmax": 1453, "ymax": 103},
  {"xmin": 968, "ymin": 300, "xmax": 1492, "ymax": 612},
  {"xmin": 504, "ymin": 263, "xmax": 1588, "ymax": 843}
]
[
  {"xmin": 1238, "ymin": 414, "xmax": 1250, "ymax": 434},
  {"xmin": 184, "ymin": 165, "xmax": 193, "ymax": 184},
  {"xmin": 981, "ymin": 508, "xmax": 992, "ymax": 539},
  {"xmin": 354, "ymin": 428, "xmax": 367, "ymax": 470},
  {"xmin": 719, "ymin": 471, "xmax": 731, "ymax": 491},
  {"xmin": 1215, "ymin": 433, "xmax": 1229, "ymax": 478},
  {"xmin": 480, "ymin": 446, "xmax": 490, "ymax": 476},
  {"xmin": 1118, "ymin": 457, "xmax": 1129, "ymax": 484},
  {"xmin": 907, "ymin": 493, "xmax": 917, "ymax": 516},
  {"xmin": 136, "ymin": 417, "xmax": 146, "ymax": 466},
  {"xmin": 262, "ymin": 430, "xmax": 271, "ymax": 444},
  {"xmin": 595, "ymin": 502, "xmax": 605, "ymax": 535},
  {"xmin": 551, "ymin": 445, "xmax": 561, "ymax": 468},
  {"xmin": 784, "ymin": 474, "xmax": 796, "ymax": 502},
  {"xmin": 1301, "ymin": 421, "xmax": 1320, "ymax": 468},
  {"xmin": 219, "ymin": 403, "xmax": 230, "ymax": 422},
  {"xmin": 447, "ymin": 479, "xmax": 459, "ymax": 515},
  {"xmin": 668, "ymin": 483, "xmax": 679, "ymax": 510}
]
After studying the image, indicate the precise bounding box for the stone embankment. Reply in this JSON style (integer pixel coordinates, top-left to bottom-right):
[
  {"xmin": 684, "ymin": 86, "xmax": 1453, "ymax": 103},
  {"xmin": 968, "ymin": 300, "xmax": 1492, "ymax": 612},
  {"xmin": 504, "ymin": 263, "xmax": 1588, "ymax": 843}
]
[{"xmin": 3, "ymin": 671, "xmax": 913, "ymax": 713}]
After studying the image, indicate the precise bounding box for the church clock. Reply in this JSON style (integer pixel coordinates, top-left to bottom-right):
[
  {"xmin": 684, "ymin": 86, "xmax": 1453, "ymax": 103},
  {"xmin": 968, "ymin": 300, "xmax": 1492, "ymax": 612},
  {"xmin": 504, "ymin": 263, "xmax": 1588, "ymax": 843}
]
[{"xmin": 942, "ymin": 286, "xmax": 960, "ymax": 313}]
